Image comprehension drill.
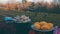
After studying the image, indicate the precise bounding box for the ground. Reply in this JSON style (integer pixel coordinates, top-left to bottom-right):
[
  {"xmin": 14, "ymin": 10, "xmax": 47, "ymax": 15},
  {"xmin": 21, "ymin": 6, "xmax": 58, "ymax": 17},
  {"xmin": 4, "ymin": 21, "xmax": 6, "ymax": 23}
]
[{"xmin": 0, "ymin": 10, "xmax": 60, "ymax": 27}]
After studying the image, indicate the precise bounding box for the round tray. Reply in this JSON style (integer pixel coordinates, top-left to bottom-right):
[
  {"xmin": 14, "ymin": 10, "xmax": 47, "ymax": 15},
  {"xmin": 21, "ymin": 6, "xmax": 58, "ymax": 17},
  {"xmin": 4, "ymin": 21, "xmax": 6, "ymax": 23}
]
[{"xmin": 31, "ymin": 24, "xmax": 54, "ymax": 32}]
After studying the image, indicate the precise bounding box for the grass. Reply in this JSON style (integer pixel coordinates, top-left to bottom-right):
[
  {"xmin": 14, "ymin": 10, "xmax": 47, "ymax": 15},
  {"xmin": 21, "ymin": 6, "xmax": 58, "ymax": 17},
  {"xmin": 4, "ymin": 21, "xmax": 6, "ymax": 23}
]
[{"xmin": 0, "ymin": 10, "xmax": 60, "ymax": 27}]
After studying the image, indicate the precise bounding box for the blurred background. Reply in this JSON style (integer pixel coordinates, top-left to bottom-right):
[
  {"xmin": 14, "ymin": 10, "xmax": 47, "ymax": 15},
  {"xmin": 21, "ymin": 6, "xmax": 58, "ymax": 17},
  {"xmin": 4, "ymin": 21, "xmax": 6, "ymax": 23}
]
[
  {"xmin": 0, "ymin": 0, "xmax": 60, "ymax": 27},
  {"xmin": 0, "ymin": 0, "xmax": 60, "ymax": 34}
]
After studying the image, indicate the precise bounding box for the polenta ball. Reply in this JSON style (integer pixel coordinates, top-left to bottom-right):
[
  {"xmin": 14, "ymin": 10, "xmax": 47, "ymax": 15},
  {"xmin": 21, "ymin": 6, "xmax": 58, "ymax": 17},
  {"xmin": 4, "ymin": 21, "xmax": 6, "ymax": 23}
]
[
  {"xmin": 48, "ymin": 23, "xmax": 53, "ymax": 28},
  {"xmin": 34, "ymin": 23, "xmax": 41, "ymax": 29},
  {"xmin": 40, "ymin": 21, "xmax": 48, "ymax": 26},
  {"xmin": 41, "ymin": 25, "xmax": 51, "ymax": 30},
  {"xmin": 34, "ymin": 22, "xmax": 40, "ymax": 25}
]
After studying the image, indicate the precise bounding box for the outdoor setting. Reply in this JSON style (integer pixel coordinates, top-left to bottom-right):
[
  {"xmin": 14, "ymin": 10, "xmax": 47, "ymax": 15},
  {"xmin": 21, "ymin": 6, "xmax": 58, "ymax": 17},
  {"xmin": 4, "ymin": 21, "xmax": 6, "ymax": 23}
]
[{"xmin": 0, "ymin": 0, "xmax": 60, "ymax": 34}]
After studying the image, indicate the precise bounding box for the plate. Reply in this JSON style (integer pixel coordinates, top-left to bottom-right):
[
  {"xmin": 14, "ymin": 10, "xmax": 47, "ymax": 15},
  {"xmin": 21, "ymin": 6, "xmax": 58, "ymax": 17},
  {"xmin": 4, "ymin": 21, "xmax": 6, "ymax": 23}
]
[{"xmin": 31, "ymin": 24, "xmax": 54, "ymax": 32}]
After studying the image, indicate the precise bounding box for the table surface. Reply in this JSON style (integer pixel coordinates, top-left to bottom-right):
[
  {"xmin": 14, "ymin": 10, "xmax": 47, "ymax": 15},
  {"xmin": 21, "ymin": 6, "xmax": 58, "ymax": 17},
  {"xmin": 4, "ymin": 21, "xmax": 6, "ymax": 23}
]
[{"xmin": 0, "ymin": 23, "xmax": 53, "ymax": 34}]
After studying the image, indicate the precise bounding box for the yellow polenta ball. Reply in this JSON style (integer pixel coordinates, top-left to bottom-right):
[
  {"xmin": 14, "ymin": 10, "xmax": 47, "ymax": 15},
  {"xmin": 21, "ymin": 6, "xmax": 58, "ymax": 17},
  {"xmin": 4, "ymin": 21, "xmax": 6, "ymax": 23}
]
[
  {"xmin": 46, "ymin": 26, "xmax": 51, "ymax": 30},
  {"xmin": 34, "ymin": 23, "xmax": 41, "ymax": 29},
  {"xmin": 41, "ymin": 25, "xmax": 48, "ymax": 30},
  {"xmin": 41, "ymin": 25, "xmax": 51, "ymax": 30},
  {"xmin": 34, "ymin": 22, "xmax": 39, "ymax": 24},
  {"xmin": 40, "ymin": 21, "xmax": 48, "ymax": 26},
  {"xmin": 48, "ymin": 23, "xmax": 53, "ymax": 28}
]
